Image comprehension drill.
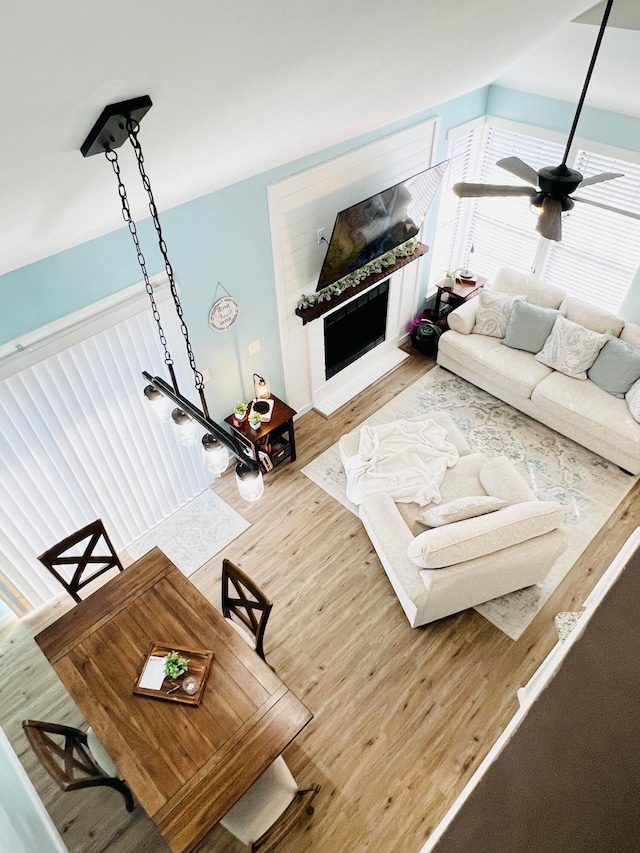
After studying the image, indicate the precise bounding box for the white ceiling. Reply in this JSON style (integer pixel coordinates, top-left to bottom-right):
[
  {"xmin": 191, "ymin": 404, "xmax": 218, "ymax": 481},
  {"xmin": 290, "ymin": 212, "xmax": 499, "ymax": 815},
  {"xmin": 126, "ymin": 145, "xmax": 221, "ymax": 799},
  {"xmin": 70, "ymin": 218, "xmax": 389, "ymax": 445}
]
[{"xmin": 1, "ymin": 0, "xmax": 638, "ymax": 277}]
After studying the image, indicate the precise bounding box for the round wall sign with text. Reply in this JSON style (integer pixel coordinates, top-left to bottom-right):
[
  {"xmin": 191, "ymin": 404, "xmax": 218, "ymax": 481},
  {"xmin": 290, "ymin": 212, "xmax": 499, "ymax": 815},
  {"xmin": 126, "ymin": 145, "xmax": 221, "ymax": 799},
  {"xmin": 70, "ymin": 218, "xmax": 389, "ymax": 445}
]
[{"xmin": 208, "ymin": 296, "xmax": 240, "ymax": 331}]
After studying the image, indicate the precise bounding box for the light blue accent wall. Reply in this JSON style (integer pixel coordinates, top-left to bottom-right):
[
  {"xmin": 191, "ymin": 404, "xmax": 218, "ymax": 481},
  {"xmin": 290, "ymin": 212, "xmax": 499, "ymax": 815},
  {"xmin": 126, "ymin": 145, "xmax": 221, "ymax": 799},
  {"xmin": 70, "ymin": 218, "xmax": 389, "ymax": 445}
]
[
  {"xmin": 0, "ymin": 87, "xmax": 489, "ymax": 420},
  {"xmin": 487, "ymin": 86, "xmax": 640, "ymax": 153},
  {"xmin": 3, "ymin": 82, "xmax": 640, "ymax": 420}
]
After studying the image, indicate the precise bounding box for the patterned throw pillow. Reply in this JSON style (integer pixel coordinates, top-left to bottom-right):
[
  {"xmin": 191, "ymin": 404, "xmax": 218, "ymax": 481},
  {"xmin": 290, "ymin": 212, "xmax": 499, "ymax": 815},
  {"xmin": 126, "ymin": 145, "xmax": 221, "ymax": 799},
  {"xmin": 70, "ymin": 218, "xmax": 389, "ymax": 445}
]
[
  {"xmin": 535, "ymin": 315, "xmax": 607, "ymax": 380},
  {"xmin": 472, "ymin": 291, "xmax": 527, "ymax": 338},
  {"xmin": 416, "ymin": 495, "xmax": 506, "ymax": 527}
]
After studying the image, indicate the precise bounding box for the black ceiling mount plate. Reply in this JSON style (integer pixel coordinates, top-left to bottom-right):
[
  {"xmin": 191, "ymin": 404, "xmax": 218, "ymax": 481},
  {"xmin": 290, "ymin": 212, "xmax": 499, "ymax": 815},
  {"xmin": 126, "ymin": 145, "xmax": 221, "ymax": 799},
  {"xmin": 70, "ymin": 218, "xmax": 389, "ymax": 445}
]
[{"xmin": 80, "ymin": 95, "xmax": 153, "ymax": 157}]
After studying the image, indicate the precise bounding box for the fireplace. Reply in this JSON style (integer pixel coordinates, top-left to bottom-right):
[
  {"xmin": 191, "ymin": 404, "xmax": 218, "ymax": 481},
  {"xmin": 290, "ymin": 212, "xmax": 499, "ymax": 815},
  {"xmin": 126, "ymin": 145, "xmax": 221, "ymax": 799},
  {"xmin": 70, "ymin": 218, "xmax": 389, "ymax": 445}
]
[{"xmin": 324, "ymin": 280, "xmax": 389, "ymax": 380}]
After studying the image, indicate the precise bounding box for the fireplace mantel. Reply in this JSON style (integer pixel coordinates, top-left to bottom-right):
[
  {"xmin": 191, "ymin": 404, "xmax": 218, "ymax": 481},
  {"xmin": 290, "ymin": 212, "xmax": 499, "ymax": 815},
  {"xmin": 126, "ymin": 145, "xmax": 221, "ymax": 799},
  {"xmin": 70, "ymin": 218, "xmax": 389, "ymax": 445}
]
[{"xmin": 295, "ymin": 242, "xmax": 428, "ymax": 324}]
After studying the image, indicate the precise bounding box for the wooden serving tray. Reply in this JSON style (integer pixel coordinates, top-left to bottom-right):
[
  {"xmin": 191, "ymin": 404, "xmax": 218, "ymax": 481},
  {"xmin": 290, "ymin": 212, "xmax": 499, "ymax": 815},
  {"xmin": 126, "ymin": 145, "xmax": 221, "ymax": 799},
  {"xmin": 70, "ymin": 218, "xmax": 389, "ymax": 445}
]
[{"xmin": 133, "ymin": 643, "xmax": 213, "ymax": 706}]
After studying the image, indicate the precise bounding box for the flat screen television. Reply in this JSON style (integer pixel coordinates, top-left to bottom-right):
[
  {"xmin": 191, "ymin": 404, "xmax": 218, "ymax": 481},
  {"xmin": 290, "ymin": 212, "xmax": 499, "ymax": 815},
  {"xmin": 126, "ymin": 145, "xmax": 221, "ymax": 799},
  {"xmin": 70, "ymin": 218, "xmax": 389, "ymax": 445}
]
[{"xmin": 316, "ymin": 159, "xmax": 449, "ymax": 292}]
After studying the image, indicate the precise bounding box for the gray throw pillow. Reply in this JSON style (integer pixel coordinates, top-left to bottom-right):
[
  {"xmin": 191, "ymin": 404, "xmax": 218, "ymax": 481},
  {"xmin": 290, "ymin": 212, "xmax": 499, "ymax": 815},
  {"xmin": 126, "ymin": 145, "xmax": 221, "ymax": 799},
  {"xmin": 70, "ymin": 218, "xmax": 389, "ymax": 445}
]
[
  {"xmin": 588, "ymin": 336, "xmax": 640, "ymax": 398},
  {"xmin": 502, "ymin": 301, "xmax": 562, "ymax": 354}
]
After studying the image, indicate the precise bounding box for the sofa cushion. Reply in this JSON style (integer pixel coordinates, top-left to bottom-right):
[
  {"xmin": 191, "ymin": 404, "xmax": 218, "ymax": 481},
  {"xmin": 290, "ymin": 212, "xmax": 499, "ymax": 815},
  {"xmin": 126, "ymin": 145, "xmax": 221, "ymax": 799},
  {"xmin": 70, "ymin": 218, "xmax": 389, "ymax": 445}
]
[
  {"xmin": 442, "ymin": 332, "xmax": 553, "ymax": 399},
  {"xmin": 502, "ymin": 301, "xmax": 563, "ymax": 354},
  {"xmin": 407, "ymin": 501, "xmax": 564, "ymax": 569},
  {"xmin": 533, "ymin": 370, "xmax": 640, "ymax": 443},
  {"xmin": 492, "ymin": 268, "xmax": 566, "ymax": 309},
  {"xmin": 473, "ymin": 290, "xmax": 527, "ymax": 338},
  {"xmin": 416, "ymin": 495, "xmax": 506, "ymax": 527},
  {"xmin": 536, "ymin": 315, "xmax": 607, "ymax": 379},
  {"xmin": 620, "ymin": 322, "xmax": 640, "ymax": 350},
  {"xmin": 626, "ymin": 379, "xmax": 640, "ymax": 424},
  {"xmin": 560, "ymin": 296, "xmax": 625, "ymax": 337},
  {"xmin": 479, "ymin": 456, "xmax": 537, "ymax": 504},
  {"xmin": 587, "ymin": 337, "xmax": 640, "ymax": 398}
]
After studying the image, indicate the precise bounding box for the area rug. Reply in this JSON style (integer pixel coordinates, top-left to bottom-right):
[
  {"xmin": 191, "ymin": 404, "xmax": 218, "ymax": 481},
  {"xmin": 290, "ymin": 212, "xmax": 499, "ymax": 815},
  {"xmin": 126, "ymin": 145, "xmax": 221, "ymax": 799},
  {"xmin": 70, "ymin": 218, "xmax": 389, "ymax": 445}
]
[
  {"xmin": 125, "ymin": 488, "xmax": 250, "ymax": 576},
  {"xmin": 302, "ymin": 366, "xmax": 637, "ymax": 639}
]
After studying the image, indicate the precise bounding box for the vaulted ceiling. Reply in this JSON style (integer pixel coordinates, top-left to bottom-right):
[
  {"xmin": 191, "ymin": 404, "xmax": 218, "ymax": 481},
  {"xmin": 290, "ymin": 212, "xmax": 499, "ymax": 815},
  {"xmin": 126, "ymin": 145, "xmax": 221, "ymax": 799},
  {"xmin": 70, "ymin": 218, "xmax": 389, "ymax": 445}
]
[{"xmin": 1, "ymin": 0, "xmax": 638, "ymax": 277}]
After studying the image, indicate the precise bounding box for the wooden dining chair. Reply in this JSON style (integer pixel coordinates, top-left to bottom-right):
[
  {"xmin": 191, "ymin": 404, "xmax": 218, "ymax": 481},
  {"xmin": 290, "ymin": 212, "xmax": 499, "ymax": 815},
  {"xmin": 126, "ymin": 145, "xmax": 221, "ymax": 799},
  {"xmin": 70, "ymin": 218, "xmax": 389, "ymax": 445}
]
[
  {"xmin": 220, "ymin": 755, "xmax": 320, "ymax": 852},
  {"xmin": 37, "ymin": 519, "xmax": 124, "ymax": 603},
  {"xmin": 22, "ymin": 719, "xmax": 134, "ymax": 811},
  {"xmin": 222, "ymin": 559, "xmax": 273, "ymax": 661}
]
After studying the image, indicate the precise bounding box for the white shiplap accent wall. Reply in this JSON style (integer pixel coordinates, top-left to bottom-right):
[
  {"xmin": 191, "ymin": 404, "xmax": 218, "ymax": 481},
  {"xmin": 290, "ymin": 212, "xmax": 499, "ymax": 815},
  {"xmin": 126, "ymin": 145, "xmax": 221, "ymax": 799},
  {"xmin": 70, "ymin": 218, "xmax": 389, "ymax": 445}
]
[{"xmin": 268, "ymin": 119, "xmax": 441, "ymax": 415}]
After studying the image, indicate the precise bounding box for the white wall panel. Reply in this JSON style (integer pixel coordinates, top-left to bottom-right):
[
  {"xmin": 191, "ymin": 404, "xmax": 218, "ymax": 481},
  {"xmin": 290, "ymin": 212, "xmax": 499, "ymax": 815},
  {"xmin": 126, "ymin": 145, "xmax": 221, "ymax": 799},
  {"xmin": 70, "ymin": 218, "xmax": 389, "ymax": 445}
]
[{"xmin": 268, "ymin": 119, "xmax": 440, "ymax": 414}]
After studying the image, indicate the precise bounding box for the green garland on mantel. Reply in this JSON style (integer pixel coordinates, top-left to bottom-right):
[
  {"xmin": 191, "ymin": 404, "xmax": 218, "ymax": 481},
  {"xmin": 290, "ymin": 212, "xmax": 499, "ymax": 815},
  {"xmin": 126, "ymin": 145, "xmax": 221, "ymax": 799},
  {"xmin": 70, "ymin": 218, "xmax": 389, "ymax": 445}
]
[{"xmin": 297, "ymin": 237, "xmax": 420, "ymax": 311}]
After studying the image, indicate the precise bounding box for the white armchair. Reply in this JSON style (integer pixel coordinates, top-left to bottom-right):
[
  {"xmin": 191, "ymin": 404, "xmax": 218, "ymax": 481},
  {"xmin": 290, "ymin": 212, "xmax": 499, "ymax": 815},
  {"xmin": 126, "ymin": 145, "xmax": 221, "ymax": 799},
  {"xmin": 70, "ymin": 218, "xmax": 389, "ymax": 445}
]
[{"xmin": 340, "ymin": 411, "xmax": 567, "ymax": 627}]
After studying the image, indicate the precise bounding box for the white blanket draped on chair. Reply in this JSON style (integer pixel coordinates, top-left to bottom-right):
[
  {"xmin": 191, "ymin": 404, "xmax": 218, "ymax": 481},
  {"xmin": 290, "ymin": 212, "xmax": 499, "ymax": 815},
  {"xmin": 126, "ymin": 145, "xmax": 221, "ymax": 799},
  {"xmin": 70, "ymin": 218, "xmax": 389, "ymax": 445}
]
[{"xmin": 344, "ymin": 418, "xmax": 459, "ymax": 506}]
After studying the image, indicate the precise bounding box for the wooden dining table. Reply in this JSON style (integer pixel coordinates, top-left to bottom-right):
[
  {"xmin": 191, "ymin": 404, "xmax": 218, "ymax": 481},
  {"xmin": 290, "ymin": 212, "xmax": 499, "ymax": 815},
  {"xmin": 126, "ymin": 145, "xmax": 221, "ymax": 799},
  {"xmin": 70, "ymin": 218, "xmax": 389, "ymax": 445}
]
[{"xmin": 35, "ymin": 547, "xmax": 313, "ymax": 853}]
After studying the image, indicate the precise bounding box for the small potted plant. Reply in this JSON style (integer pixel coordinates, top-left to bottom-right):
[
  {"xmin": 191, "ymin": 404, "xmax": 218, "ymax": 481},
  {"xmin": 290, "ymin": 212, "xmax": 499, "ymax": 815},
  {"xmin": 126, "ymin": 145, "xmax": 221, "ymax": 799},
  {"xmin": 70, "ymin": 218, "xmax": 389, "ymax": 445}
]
[
  {"xmin": 164, "ymin": 650, "xmax": 189, "ymax": 679},
  {"xmin": 232, "ymin": 401, "xmax": 248, "ymax": 426},
  {"xmin": 248, "ymin": 410, "xmax": 262, "ymax": 430}
]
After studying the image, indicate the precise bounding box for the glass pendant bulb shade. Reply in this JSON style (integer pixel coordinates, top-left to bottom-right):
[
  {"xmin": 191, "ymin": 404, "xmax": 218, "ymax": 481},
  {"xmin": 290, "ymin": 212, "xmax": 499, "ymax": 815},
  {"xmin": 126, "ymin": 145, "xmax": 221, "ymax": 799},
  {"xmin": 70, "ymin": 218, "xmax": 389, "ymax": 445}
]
[
  {"xmin": 144, "ymin": 384, "xmax": 172, "ymax": 423},
  {"xmin": 253, "ymin": 373, "xmax": 270, "ymax": 400},
  {"xmin": 201, "ymin": 434, "xmax": 229, "ymax": 475},
  {"xmin": 235, "ymin": 460, "xmax": 264, "ymax": 501},
  {"xmin": 171, "ymin": 408, "xmax": 198, "ymax": 446}
]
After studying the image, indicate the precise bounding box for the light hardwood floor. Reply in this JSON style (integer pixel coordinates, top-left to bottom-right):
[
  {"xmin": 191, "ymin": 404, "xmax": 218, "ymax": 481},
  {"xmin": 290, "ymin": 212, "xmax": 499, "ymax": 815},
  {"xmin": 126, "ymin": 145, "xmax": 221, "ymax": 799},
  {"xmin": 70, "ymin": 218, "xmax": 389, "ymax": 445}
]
[{"xmin": 2, "ymin": 350, "xmax": 639, "ymax": 853}]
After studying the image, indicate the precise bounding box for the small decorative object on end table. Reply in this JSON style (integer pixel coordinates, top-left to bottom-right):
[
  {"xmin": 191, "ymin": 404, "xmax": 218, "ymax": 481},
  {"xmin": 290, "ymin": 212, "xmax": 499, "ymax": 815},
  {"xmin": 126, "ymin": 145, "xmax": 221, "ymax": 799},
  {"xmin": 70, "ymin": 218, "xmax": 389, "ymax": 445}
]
[
  {"xmin": 232, "ymin": 401, "xmax": 248, "ymax": 426},
  {"xmin": 253, "ymin": 373, "xmax": 270, "ymax": 400},
  {"xmin": 252, "ymin": 397, "xmax": 275, "ymax": 423}
]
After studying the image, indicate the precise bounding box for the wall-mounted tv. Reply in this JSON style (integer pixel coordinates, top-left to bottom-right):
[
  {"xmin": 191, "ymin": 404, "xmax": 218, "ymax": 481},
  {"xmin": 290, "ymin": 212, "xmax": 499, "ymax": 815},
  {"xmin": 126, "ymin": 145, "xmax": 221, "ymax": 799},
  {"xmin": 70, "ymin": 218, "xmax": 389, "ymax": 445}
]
[{"xmin": 316, "ymin": 159, "xmax": 449, "ymax": 292}]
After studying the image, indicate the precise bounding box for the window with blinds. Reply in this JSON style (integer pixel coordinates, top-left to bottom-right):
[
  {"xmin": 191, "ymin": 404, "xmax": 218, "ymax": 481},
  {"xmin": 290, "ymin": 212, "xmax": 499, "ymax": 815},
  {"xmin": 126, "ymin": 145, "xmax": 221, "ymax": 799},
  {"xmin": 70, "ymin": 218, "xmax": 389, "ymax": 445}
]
[
  {"xmin": 431, "ymin": 123, "xmax": 640, "ymax": 311},
  {"xmin": 428, "ymin": 124, "xmax": 484, "ymax": 283},
  {"xmin": 0, "ymin": 304, "xmax": 210, "ymax": 611},
  {"xmin": 542, "ymin": 149, "xmax": 640, "ymax": 310}
]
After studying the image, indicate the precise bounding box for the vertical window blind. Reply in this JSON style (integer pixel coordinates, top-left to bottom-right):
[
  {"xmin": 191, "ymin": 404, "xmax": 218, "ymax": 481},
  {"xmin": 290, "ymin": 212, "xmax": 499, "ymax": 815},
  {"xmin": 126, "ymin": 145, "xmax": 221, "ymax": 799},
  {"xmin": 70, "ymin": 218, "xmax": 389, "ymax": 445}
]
[
  {"xmin": 0, "ymin": 305, "xmax": 210, "ymax": 612},
  {"xmin": 431, "ymin": 123, "xmax": 640, "ymax": 311},
  {"xmin": 428, "ymin": 124, "xmax": 484, "ymax": 282}
]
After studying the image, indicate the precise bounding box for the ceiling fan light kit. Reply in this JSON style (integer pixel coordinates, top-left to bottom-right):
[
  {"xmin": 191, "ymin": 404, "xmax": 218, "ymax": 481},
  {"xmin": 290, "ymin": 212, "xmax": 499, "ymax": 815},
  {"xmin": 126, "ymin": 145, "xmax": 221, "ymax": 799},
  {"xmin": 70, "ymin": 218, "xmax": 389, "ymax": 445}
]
[{"xmin": 453, "ymin": 0, "xmax": 621, "ymax": 241}]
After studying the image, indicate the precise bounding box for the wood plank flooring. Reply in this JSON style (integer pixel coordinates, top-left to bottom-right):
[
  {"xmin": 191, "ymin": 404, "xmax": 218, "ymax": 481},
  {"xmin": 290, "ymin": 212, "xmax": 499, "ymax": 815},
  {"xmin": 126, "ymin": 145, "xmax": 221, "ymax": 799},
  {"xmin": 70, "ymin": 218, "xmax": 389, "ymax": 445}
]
[{"xmin": 2, "ymin": 349, "xmax": 639, "ymax": 853}]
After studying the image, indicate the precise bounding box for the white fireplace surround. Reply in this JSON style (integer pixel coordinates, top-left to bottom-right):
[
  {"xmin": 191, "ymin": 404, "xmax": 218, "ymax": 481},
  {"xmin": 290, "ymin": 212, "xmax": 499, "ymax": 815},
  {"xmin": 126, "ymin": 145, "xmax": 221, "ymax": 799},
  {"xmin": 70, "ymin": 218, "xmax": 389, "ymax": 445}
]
[
  {"xmin": 307, "ymin": 273, "xmax": 409, "ymax": 416},
  {"xmin": 268, "ymin": 118, "xmax": 440, "ymax": 417}
]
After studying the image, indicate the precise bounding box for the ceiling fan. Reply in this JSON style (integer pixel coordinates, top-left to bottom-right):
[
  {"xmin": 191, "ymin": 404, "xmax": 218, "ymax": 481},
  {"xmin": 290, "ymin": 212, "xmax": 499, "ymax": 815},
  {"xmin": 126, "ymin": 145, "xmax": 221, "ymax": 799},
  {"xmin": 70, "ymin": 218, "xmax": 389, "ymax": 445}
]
[{"xmin": 453, "ymin": 0, "xmax": 627, "ymax": 242}]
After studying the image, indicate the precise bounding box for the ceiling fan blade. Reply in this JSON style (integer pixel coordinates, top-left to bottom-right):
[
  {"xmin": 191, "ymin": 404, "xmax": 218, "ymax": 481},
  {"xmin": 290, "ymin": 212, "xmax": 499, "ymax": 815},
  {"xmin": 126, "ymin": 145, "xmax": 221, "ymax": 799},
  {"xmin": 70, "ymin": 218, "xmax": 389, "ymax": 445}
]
[
  {"xmin": 536, "ymin": 197, "xmax": 563, "ymax": 242},
  {"xmin": 496, "ymin": 156, "xmax": 539, "ymax": 185},
  {"xmin": 453, "ymin": 182, "xmax": 536, "ymax": 198},
  {"xmin": 573, "ymin": 195, "xmax": 640, "ymax": 220},
  {"xmin": 578, "ymin": 172, "xmax": 624, "ymax": 188}
]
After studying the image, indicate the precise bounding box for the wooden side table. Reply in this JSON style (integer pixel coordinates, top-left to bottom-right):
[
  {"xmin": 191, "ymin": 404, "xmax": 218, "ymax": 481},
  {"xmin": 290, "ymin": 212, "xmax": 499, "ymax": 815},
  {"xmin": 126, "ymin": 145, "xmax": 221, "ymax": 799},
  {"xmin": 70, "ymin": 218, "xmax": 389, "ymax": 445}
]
[
  {"xmin": 430, "ymin": 273, "xmax": 487, "ymax": 327},
  {"xmin": 225, "ymin": 395, "xmax": 297, "ymax": 474}
]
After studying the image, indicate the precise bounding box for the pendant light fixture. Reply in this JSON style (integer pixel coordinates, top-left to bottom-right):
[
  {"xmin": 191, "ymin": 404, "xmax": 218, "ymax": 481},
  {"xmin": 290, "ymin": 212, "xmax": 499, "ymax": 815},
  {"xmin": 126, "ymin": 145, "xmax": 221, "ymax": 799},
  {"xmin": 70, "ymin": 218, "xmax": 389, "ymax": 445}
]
[{"xmin": 80, "ymin": 96, "xmax": 264, "ymax": 500}]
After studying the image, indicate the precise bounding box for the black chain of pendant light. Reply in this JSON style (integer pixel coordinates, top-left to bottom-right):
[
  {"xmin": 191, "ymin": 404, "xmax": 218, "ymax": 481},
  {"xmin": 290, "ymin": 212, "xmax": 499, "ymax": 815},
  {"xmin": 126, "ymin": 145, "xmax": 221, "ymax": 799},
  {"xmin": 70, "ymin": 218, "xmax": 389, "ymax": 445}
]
[
  {"xmin": 80, "ymin": 97, "xmax": 261, "ymax": 491},
  {"xmin": 104, "ymin": 145, "xmax": 179, "ymax": 393},
  {"xmin": 124, "ymin": 117, "xmax": 208, "ymax": 415}
]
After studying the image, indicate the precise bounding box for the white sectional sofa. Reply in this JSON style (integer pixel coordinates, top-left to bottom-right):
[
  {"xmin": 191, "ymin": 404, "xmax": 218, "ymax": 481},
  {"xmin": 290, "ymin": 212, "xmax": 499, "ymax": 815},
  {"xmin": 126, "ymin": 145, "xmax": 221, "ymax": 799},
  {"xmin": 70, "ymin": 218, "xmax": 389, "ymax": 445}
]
[
  {"xmin": 437, "ymin": 268, "xmax": 640, "ymax": 475},
  {"xmin": 339, "ymin": 412, "xmax": 567, "ymax": 628}
]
